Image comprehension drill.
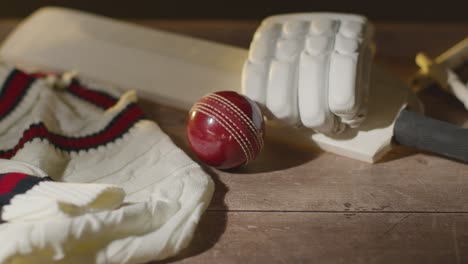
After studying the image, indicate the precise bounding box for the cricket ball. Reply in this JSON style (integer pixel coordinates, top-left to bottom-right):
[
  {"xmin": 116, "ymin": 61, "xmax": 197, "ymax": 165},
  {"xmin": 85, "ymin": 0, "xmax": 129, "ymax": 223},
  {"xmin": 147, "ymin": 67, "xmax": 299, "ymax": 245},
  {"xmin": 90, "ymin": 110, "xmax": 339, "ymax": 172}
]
[{"xmin": 187, "ymin": 91, "xmax": 265, "ymax": 169}]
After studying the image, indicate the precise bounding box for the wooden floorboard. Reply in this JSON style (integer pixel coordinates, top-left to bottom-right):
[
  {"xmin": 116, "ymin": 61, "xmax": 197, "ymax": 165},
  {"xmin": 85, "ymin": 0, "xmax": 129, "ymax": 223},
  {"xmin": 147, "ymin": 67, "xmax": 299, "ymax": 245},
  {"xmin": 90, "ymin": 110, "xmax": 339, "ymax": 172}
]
[
  {"xmin": 207, "ymin": 152, "xmax": 468, "ymax": 212},
  {"xmin": 140, "ymin": 99, "xmax": 468, "ymax": 213},
  {"xmin": 159, "ymin": 211, "xmax": 468, "ymax": 264},
  {"xmin": 135, "ymin": 20, "xmax": 468, "ymax": 214}
]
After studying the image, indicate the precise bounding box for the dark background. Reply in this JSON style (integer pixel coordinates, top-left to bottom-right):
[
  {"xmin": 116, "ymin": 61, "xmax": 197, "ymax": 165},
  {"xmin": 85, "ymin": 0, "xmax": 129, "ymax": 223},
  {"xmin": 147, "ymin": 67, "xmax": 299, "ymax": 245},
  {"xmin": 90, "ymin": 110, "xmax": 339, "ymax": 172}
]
[{"xmin": 0, "ymin": 0, "xmax": 467, "ymax": 22}]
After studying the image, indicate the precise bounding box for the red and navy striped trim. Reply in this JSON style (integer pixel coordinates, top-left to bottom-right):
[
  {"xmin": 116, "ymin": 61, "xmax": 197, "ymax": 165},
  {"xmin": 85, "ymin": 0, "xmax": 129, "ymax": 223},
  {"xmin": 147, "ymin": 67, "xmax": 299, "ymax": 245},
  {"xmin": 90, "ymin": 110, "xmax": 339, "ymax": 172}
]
[
  {"xmin": 0, "ymin": 103, "xmax": 145, "ymax": 159},
  {"xmin": 0, "ymin": 70, "xmax": 118, "ymax": 122},
  {"xmin": 0, "ymin": 71, "xmax": 145, "ymax": 223},
  {"xmin": 66, "ymin": 79, "xmax": 118, "ymax": 110},
  {"xmin": 0, "ymin": 69, "xmax": 37, "ymax": 121},
  {"xmin": 0, "ymin": 172, "xmax": 51, "ymax": 206},
  {"xmin": 0, "ymin": 70, "xmax": 146, "ymax": 158}
]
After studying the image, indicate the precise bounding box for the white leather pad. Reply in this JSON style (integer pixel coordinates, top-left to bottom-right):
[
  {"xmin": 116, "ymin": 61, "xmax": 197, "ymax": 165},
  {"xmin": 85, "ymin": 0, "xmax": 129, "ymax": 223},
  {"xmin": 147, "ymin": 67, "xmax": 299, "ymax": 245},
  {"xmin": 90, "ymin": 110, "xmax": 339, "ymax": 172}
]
[{"xmin": 242, "ymin": 13, "xmax": 374, "ymax": 133}]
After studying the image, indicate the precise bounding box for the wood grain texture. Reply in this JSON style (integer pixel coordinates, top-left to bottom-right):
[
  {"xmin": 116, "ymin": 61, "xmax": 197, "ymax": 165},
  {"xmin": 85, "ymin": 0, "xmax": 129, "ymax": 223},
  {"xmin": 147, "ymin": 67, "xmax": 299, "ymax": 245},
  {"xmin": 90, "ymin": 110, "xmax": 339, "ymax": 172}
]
[
  {"xmin": 135, "ymin": 21, "xmax": 468, "ymax": 263},
  {"xmin": 159, "ymin": 212, "xmax": 468, "ymax": 264},
  {"xmin": 0, "ymin": 19, "xmax": 467, "ymax": 263},
  {"xmin": 133, "ymin": 20, "xmax": 468, "ymax": 214},
  {"xmin": 140, "ymin": 100, "xmax": 468, "ymax": 213}
]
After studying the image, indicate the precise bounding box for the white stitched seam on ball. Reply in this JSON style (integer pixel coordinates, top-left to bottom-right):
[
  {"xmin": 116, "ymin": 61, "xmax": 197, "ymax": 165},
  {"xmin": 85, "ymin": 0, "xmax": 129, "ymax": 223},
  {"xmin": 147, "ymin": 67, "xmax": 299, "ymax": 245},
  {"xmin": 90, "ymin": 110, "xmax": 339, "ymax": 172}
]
[
  {"xmin": 191, "ymin": 105, "xmax": 250, "ymax": 163},
  {"xmin": 193, "ymin": 104, "xmax": 252, "ymax": 162},
  {"xmin": 196, "ymin": 102, "xmax": 255, "ymax": 160},
  {"xmin": 206, "ymin": 93, "xmax": 264, "ymax": 149},
  {"xmin": 207, "ymin": 94, "xmax": 264, "ymax": 149},
  {"xmin": 191, "ymin": 105, "xmax": 251, "ymax": 163}
]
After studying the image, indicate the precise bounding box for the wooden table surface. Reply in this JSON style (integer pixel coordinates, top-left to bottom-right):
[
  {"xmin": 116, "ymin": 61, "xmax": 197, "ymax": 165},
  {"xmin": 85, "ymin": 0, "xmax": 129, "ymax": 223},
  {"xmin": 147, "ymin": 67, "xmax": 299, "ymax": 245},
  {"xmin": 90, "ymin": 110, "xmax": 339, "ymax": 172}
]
[{"xmin": 1, "ymin": 19, "xmax": 468, "ymax": 264}]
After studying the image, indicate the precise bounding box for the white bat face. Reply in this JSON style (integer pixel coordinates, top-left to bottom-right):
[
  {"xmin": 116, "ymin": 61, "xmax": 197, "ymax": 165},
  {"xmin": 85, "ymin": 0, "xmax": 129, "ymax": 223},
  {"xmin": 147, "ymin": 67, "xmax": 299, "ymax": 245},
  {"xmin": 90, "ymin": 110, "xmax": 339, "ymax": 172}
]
[{"xmin": 242, "ymin": 13, "xmax": 374, "ymax": 134}]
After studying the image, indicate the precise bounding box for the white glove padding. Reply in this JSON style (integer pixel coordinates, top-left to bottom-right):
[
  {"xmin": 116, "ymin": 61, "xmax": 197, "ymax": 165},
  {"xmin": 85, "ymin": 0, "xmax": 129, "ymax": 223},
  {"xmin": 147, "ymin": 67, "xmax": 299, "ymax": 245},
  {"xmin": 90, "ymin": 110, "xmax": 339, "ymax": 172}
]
[{"xmin": 242, "ymin": 13, "xmax": 374, "ymax": 134}]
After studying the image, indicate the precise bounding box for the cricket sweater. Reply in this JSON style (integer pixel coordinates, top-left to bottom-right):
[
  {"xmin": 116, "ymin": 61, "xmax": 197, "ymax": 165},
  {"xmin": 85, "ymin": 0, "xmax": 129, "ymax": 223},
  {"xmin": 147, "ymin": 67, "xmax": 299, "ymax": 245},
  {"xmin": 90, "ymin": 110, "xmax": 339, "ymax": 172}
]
[{"xmin": 0, "ymin": 63, "xmax": 214, "ymax": 264}]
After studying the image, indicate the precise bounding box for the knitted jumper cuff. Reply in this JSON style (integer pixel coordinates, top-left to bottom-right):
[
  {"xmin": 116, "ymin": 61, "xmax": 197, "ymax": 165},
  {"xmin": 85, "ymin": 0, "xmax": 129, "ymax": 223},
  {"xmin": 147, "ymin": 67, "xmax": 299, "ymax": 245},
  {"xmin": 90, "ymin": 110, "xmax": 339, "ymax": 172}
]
[{"xmin": 0, "ymin": 159, "xmax": 125, "ymax": 222}]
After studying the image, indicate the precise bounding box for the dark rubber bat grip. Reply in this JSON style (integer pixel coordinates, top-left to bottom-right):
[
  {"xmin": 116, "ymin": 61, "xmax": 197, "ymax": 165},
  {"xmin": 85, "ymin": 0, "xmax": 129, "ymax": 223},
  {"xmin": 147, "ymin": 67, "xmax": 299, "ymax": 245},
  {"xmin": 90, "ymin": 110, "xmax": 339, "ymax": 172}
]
[{"xmin": 394, "ymin": 109, "xmax": 468, "ymax": 162}]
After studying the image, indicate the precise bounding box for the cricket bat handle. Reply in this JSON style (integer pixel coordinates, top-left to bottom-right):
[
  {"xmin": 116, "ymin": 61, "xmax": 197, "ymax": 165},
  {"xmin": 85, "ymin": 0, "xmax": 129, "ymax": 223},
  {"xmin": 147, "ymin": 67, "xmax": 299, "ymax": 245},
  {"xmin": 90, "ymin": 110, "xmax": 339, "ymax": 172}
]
[{"xmin": 394, "ymin": 109, "xmax": 468, "ymax": 162}]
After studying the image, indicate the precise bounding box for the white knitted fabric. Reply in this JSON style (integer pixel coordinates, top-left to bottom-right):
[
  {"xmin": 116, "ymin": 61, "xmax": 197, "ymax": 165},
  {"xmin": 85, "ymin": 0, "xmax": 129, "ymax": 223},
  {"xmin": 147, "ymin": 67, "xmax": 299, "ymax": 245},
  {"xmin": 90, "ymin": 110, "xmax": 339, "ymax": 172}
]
[
  {"xmin": 0, "ymin": 159, "xmax": 127, "ymax": 222},
  {"xmin": 0, "ymin": 63, "xmax": 214, "ymax": 263}
]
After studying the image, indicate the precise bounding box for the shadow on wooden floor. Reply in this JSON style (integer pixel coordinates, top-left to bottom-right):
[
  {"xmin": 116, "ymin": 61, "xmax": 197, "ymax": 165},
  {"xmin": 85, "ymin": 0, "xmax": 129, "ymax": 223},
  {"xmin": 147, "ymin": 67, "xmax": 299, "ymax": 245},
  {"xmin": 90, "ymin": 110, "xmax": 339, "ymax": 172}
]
[
  {"xmin": 153, "ymin": 167, "xmax": 229, "ymax": 264},
  {"xmin": 139, "ymin": 100, "xmax": 229, "ymax": 263},
  {"xmin": 228, "ymin": 137, "xmax": 320, "ymax": 173},
  {"xmin": 418, "ymin": 85, "xmax": 468, "ymax": 128},
  {"xmin": 140, "ymin": 99, "xmax": 319, "ymax": 174}
]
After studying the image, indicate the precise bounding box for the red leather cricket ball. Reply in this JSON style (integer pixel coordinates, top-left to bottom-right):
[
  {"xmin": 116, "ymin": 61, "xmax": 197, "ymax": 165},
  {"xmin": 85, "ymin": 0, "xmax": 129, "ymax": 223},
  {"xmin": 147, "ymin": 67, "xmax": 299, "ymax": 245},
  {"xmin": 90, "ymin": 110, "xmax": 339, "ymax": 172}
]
[{"xmin": 187, "ymin": 91, "xmax": 265, "ymax": 169}]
